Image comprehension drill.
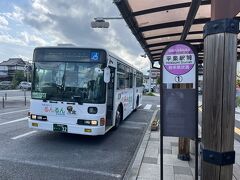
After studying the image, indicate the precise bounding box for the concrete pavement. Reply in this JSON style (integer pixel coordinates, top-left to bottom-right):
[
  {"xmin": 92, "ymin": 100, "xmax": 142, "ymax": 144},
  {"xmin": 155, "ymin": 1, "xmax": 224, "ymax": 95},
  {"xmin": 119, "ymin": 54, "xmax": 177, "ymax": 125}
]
[{"xmin": 127, "ymin": 99, "xmax": 240, "ymax": 180}]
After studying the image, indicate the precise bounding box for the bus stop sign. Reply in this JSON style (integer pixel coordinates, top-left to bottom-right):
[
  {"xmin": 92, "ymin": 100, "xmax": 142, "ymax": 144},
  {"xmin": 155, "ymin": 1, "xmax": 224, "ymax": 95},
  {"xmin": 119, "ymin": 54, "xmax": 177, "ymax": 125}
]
[{"xmin": 160, "ymin": 41, "xmax": 198, "ymax": 139}]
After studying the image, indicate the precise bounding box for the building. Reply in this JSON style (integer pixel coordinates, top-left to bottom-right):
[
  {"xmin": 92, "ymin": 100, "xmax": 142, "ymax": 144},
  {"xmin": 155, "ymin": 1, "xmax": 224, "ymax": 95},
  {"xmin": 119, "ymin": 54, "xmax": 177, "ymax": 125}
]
[
  {"xmin": 145, "ymin": 68, "xmax": 160, "ymax": 84},
  {"xmin": 0, "ymin": 58, "xmax": 30, "ymax": 81}
]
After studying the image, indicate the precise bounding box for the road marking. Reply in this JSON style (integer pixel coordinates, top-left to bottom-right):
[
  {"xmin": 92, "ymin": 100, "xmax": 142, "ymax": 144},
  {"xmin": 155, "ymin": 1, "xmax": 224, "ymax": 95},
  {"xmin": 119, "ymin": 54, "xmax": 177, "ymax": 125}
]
[
  {"xmin": 144, "ymin": 104, "xmax": 152, "ymax": 110},
  {"xmin": 157, "ymin": 105, "xmax": 160, "ymax": 108},
  {"xmin": 120, "ymin": 125, "xmax": 144, "ymax": 130},
  {"xmin": 0, "ymin": 109, "xmax": 29, "ymax": 116},
  {"xmin": 123, "ymin": 121, "xmax": 147, "ymax": 125},
  {"xmin": 235, "ymin": 127, "xmax": 240, "ymax": 136},
  {"xmin": 138, "ymin": 109, "xmax": 154, "ymax": 112},
  {"xmin": 11, "ymin": 131, "xmax": 37, "ymax": 140},
  {"xmin": 236, "ymin": 114, "xmax": 240, "ymax": 122},
  {"xmin": 0, "ymin": 157, "xmax": 122, "ymax": 179},
  {"xmin": 0, "ymin": 117, "xmax": 28, "ymax": 126}
]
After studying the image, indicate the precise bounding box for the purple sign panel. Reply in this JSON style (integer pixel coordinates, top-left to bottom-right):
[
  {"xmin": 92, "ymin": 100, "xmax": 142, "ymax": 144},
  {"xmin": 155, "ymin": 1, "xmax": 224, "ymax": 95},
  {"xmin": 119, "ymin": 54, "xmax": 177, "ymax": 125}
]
[{"xmin": 163, "ymin": 44, "xmax": 195, "ymax": 75}]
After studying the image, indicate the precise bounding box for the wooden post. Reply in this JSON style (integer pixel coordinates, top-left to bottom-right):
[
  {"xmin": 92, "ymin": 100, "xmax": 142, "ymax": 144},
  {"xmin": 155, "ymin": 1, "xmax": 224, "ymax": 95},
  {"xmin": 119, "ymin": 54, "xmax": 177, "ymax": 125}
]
[
  {"xmin": 201, "ymin": 19, "xmax": 238, "ymax": 180},
  {"xmin": 178, "ymin": 84, "xmax": 190, "ymax": 161},
  {"xmin": 178, "ymin": 137, "xmax": 190, "ymax": 161}
]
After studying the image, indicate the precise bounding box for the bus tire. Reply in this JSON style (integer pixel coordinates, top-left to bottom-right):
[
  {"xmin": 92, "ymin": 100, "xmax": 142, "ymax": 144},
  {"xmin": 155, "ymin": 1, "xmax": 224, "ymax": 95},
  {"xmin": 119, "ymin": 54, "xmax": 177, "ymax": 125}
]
[{"xmin": 114, "ymin": 106, "xmax": 122, "ymax": 129}]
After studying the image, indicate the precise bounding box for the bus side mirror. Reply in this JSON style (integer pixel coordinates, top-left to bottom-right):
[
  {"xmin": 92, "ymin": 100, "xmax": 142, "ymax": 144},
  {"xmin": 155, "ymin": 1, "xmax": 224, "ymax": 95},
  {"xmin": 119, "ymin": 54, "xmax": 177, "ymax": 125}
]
[{"xmin": 104, "ymin": 67, "xmax": 110, "ymax": 83}]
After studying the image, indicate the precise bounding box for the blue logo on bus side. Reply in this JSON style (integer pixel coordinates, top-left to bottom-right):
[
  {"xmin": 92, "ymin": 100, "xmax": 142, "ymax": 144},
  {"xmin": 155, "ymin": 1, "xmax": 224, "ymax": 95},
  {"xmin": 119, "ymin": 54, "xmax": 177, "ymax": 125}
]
[{"xmin": 90, "ymin": 52, "xmax": 100, "ymax": 61}]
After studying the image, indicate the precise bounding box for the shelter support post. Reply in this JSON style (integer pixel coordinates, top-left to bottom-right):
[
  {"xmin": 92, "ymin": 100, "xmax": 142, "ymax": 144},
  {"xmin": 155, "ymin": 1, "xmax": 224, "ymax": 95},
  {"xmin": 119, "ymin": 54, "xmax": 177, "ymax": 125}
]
[
  {"xmin": 178, "ymin": 138, "xmax": 190, "ymax": 161},
  {"xmin": 201, "ymin": 19, "xmax": 238, "ymax": 180}
]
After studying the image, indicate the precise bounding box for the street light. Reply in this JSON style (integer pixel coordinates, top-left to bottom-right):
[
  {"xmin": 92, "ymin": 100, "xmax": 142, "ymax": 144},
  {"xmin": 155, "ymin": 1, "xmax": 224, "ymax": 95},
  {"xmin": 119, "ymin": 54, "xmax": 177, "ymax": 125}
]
[{"xmin": 91, "ymin": 17, "xmax": 123, "ymax": 28}]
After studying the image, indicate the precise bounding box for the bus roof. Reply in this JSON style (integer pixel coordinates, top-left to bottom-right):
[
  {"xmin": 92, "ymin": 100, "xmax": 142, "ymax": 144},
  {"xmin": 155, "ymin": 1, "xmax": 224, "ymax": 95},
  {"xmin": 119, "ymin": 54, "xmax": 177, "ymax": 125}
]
[{"xmin": 34, "ymin": 46, "xmax": 143, "ymax": 73}]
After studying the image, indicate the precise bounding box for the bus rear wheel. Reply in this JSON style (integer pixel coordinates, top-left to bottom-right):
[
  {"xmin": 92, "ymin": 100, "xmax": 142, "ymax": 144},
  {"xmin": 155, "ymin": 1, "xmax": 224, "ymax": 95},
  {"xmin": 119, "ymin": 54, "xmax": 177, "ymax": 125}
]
[{"xmin": 114, "ymin": 106, "xmax": 122, "ymax": 129}]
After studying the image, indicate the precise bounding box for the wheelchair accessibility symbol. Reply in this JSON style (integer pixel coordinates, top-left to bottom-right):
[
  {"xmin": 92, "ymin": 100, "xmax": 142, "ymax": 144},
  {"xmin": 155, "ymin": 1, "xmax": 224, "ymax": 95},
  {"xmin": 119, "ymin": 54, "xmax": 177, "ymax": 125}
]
[
  {"xmin": 175, "ymin": 76, "xmax": 183, "ymax": 82},
  {"xmin": 90, "ymin": 52, "xmax": 100, "ymax": 61}
]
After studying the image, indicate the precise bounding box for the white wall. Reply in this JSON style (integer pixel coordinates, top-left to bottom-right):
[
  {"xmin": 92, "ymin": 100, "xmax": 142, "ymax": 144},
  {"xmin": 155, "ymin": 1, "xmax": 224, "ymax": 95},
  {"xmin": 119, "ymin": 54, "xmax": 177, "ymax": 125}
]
[{"xmin": 0, "ymin": 66, "xmax": 8, "ymax": 76}]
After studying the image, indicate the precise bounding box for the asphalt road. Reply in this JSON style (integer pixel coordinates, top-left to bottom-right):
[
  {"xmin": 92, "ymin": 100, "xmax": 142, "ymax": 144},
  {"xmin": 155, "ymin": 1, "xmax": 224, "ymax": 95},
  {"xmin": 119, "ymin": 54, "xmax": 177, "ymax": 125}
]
[{"xmin": 0, "ymin": 92, "xmax": 160, "ymax": 180}]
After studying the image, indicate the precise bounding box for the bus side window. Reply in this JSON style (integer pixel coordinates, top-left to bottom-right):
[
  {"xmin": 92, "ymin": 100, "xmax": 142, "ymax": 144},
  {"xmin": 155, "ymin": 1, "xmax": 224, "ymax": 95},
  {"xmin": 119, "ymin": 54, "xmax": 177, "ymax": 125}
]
[{"xmin": 117, "ymin": 73, "xmax": 125, "ymax": 89}]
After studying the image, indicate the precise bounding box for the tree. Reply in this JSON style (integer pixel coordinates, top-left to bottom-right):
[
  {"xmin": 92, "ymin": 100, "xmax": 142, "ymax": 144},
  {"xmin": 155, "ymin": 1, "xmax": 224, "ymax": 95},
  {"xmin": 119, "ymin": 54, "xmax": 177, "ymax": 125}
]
[
  {"xmin": 12, "ymin": 71, "xmax": 26, "ymax": 88},
  {"xmin": 156, "ymin": 76, "xmax": 160, "ymax": 85},
  {"xmin": 237, "ymin": 73, "xmax": 240, "ymax": 87}
]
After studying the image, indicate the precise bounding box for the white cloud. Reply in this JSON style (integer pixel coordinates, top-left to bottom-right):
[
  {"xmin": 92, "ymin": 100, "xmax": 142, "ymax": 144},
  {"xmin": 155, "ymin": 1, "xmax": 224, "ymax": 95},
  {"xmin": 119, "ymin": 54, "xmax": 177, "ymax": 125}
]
[
  {"xmin": 0, "ymin": 34, "xmax": 26, "ymax": 46},
  {"xmin": 0, "ymin": 15, "xmax": 9, "ymax": 29},
  {"xmin": 29, "ymin": 34, "xmax": 47, "ymax": 46},
  {"xmin": 0, "ymin": 16, "xmax": 8, "ymax": 26},
  {"xmin": 0, "ymin": 1, "xmax": 150, "ymax": 70},
  {"xmin": 32, "ymin": 0, "xmax": 50, "ymax": 14},
  {"xmin": 20, "ymin": 31, "xmax": 47, "ymax": 46},
  {"xmin": 2, "ymin": 6, "xmax": 24, "ymax": 22},
  {"xmin": 17, "ymin": 54, "xmax": 31, "ymax": 61}
]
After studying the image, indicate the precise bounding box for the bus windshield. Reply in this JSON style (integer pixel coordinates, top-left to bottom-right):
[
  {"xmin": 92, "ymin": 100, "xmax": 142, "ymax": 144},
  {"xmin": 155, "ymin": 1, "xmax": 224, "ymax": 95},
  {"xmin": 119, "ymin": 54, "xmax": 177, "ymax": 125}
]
[{"xmin": 32, "ymin": 62, "xmax": 106, "ymax": 104}]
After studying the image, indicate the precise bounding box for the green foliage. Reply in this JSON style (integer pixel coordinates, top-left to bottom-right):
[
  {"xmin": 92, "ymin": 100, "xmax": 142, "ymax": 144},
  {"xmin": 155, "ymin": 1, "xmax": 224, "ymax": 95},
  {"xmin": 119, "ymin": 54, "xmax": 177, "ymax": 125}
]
[
  {"xmin": 156, "ymin": 76, "xmax": 160, "ymax": 85},
  {"xmin": 12, "ymin": 71, "xmax": 26, "ymax": 88},
  {"xmin": 237, "ymin": 96, "xmax": 240, "ymax": 107},
  {"xmin": 237, "ymin": 79, "xmax": 240, "ymax": 88},
  {"xmin": 146, "ymin": 92, "xmax": 155, "ymax": 96}
]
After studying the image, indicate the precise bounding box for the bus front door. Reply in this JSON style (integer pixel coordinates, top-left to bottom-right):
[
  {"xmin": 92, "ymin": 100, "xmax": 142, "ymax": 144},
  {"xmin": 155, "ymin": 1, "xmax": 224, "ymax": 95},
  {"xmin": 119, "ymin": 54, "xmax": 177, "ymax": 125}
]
[{"xmin": 106, "ymin": 67, "xmax": 115, "ymax": 127}]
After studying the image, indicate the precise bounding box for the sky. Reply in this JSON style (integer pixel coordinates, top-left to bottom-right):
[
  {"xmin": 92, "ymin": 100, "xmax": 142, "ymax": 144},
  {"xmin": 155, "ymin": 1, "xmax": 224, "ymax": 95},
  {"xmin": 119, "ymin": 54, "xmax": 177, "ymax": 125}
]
[{"xmin": 0, "ymin": 0, "xmax": 151, "ymax": 74}]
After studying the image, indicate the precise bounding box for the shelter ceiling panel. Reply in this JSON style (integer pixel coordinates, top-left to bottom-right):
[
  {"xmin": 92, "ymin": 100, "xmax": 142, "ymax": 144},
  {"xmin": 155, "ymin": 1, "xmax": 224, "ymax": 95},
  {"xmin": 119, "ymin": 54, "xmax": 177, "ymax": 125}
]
[
  {"xmin": 128, "ymin": 0, "xmax": 191, "ymax": 12},
  {"xmin": 186, "ymin": 34, "xmax": 203, "ymax": 40},
  {"xmin": 135, "ymin": 7, "xmax": 190, "ymax": 27},
  {"xmin": 151, "ymin": 50, "xmax": 163, "ymax": 55},
  {"xmin": 143, "ymin": 26, "xmax": 184, "ymax": 38},
  {"xmin": 195, "ymin": 5, "xmax": 211, "ymax": 19},
  {"xmin": 189, "ymin": 24, "xmax": 205, "ymax": 32},
  {"xmin": 149, "ymin": 46, "xmax": 166, "ymax": 51},
  {"xmin": 152, "ymin": 54, "xmax": 161, "ymax": 57},
  {"xmin": 146, "ymin": 35, "xmax": 181, "ymax": 45}
]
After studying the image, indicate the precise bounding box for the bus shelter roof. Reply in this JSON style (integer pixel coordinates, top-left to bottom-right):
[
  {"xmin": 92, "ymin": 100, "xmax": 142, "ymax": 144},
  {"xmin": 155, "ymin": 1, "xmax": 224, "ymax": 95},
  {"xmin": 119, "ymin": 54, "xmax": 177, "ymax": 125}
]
[{"xmin": 114, "ymin": 0, "xmax": 240, "ymax": 66}]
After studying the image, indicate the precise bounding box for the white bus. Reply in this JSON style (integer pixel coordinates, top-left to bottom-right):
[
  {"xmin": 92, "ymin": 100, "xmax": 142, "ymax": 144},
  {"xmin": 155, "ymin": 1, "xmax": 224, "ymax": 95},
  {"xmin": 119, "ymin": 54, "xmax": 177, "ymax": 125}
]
[{"xmin": 29, "ymin": 47, "xmax": 143, "ymax": 135}]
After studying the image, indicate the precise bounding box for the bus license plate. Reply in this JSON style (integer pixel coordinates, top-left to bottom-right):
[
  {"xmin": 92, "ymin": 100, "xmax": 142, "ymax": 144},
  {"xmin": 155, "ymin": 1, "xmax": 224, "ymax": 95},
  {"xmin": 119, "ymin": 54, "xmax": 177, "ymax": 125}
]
[{"xmin": 53, "ymin": 124, "xmax": 68, "ymax": 133}]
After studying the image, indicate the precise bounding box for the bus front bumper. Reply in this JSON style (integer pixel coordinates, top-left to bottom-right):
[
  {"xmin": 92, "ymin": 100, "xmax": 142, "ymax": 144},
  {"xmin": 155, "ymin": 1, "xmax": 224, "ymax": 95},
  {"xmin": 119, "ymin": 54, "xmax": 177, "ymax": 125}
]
[{"xmin": 28, "ymin": 119, "xmax": 106, "ymax": 136}]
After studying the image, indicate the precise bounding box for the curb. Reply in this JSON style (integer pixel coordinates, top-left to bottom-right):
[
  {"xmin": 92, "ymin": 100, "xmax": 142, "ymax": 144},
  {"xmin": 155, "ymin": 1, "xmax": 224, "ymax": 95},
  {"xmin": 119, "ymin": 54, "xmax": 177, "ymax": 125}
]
[
  {"xmin": 123, "ymin": 109, "xmax": 159, "ymax": 180},
  {"xmin": 153, "ymin": 93, "xmax": 160, "ymax": 97}
]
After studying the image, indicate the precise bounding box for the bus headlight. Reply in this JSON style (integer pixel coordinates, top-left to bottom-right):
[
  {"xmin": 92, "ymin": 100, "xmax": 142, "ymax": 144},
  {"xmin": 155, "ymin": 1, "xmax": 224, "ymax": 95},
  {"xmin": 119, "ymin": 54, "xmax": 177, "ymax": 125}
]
[
  {"xmin": 91, "ymin": 120, "xmax": 98, "ymax": 126},
  {"xmin": 77, "ymin": 120, "xmax": 98, "ymax": 126},
  {"xmin": 31, "ymin": 114, "xmax": 37, "ymax": 120},
  {"xmin": 30, "ymin": 114, "xmax": 47, "ymax": 121},
  {"xmin": 88, "ymin": 107, "xmax": 98, "ymax": 114}
]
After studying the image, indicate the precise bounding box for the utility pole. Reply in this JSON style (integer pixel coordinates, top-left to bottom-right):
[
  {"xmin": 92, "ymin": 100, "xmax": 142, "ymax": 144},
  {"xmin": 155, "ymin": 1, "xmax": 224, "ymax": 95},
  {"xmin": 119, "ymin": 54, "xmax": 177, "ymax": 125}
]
[{"xmin": 201, "ymin": 0, "xmax": 240, "ymax": 179}]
